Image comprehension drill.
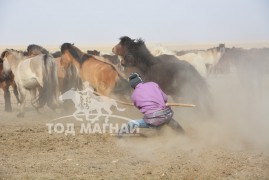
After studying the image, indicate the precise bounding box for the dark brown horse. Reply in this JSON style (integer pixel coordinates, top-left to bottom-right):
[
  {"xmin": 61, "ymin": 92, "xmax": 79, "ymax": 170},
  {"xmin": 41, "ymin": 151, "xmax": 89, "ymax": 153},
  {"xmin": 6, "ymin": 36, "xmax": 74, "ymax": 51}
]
[
  {"xmin": 112, "ymin": 36, "xmax": 212, "ymax": 111},
  {"xmin": 60, "ymin": 43, "xmax": 131, "ymax": 98},
  {"xmin": 0, "ymin": 57, "xmax": 20, "ymax": 111}
]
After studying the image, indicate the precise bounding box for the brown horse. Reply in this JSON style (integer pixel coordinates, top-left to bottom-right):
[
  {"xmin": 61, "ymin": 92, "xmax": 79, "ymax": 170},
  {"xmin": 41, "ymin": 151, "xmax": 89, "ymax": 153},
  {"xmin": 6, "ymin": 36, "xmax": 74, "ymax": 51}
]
[
  {"xmin": 60, "ymin": 43, "xmax": 130, "ymax": 98},
  {"xmin": 0, "ymin": 57, "xmax": 20, "ymax": 111},
  {"xmin": 112, "ymin": 36, "xmax": 212, "ymax": 113}
]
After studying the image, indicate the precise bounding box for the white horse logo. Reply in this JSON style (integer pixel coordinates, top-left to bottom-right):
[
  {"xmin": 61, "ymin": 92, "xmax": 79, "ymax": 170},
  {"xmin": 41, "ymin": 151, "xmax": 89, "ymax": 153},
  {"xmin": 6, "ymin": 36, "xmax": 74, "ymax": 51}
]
[{"xmin": 59, "ymin": 87, "xmax": 125, "ymax": 122}]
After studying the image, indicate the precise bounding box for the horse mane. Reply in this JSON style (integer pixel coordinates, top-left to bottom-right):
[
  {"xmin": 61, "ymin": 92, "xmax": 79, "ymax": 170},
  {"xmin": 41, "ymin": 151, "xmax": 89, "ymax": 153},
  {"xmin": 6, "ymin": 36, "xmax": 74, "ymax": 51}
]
[
  {"xmin": 120, "ymin": 36, "xmax": 156, "ymax": 73},
  {"xmin": 87, "ymin": 50, "xmax": 100, "ymax": 56},
  {"xmin": 61, "ymin": 43, "xmax": 91, "ymax": 65},
  {"xmin": 176, "ymin": 49, "xmax": 200, "ymax": 56},
  {"xmin": 0, "ymin": 50, "xmax": 7, "ymax": 59},
  {"xmin": 27, "ymin": 44, "xmax": 49, "ymax": 55},
  {"xmin": 1, "ymin": 49, "xmax": 24, "ymax": 59},
  {"xmin": 176, "ymin": 44, "xmax": 225, "ymax": 56},
  {"xmin": 61, "ymin": 43, "xmax": 126, "ymax": 79},
  {"xmin": 207, "ymin": 43, "xmax": 225, "ymax": 52}
]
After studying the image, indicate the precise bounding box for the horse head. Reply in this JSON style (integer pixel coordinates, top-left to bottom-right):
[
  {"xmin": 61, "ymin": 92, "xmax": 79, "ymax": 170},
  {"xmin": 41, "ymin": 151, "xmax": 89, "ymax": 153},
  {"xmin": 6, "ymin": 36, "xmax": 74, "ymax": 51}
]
[
  {"xmin": 0, "ymin": 57, "xmax": 9, "ymax": 81},
  {"xmin": 1, "ymin": 49, "xmax": 16, "ymax": 73},
  {"xmin": 113, "ymin": 36, "xmax": 155, "ymax": 74},
  {"xmin": 60, "ymin": 44, "xmax": 72, "ymax": 69},
  {"xmin": 112, "ymin": 36, "xmax": 148, "ymax": 68},
  {"xmin": 112, "ymin": 36, "xmax": 131, "ymax": 56},
  {"xmin": 60, "ymin": 43, "xmax": 83, "ymax": 69}
]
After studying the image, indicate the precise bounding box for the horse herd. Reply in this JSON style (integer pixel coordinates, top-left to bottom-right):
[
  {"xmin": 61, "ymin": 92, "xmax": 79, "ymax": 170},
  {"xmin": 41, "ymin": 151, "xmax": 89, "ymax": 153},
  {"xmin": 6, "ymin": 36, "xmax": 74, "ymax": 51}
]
[{"xmin": 1, "ymin": 36, "xmax": 268, "ymax": 118}]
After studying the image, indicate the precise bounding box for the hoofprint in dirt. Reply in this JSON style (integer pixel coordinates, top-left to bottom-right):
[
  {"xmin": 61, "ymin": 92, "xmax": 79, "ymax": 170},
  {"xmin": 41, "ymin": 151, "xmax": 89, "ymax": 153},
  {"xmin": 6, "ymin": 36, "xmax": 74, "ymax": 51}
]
[{"xmin": 0, "ymin": 73, "xmax": 269, "ymax": 179}]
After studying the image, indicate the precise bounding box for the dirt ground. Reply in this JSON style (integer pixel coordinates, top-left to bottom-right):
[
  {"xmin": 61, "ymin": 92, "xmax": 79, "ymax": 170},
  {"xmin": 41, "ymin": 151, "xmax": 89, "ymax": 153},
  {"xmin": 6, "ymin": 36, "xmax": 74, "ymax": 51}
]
[{"xmin": 0, "ymin": 73, "xmax": 269, "ymax": 180}]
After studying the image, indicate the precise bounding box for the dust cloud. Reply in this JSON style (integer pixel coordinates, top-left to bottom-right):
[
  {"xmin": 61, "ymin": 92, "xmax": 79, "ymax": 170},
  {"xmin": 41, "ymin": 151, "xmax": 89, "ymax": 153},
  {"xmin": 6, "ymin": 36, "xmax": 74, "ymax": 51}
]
[{"xmin": 117, "ymin": 56, "xmax": 269, "ymax": 160}]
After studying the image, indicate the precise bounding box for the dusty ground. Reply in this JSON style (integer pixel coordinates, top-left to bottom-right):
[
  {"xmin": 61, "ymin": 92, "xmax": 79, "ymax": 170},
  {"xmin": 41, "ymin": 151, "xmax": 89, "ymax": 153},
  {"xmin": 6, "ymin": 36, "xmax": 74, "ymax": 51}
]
[{"xmin": 0, "ymin": 73, "xmax": 269, "ymax": 180}]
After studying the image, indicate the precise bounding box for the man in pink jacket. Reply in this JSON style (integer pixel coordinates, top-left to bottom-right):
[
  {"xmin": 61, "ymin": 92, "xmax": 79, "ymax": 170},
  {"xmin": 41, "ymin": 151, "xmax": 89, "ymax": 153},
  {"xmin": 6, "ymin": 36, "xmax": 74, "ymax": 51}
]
[{"xmin": 119, "ymin": 72, "xmax": 184, "ymax": 135}]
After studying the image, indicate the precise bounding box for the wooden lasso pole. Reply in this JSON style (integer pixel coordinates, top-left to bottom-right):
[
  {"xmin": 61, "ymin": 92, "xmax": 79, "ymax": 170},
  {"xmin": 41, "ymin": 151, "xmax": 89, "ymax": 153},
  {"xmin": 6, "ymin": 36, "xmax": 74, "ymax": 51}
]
[
  {"xmin": 89, "ymin": 89, "xmax": 196, "ymax": 107},
  {"xmin": 115, "ymin": 100, "xmax": 196, "ymax": 107}
]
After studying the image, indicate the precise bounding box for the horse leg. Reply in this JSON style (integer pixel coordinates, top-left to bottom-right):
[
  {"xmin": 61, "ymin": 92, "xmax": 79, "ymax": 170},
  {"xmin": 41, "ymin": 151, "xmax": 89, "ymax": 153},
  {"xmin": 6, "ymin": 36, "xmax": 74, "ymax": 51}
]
[
  {"xmin": 30, "ymin": 88, "xmax": 39, "ymax": 112},
  {"xmin": 3, "ymin": 83, "xmax": 12, "ymax": 112},
  {"xmin": 12, "ymin": 83, "xmax": 21, "ymax": 105},
  {"xmin": 58, "ymin": 77, "xmax": 64, "ymax": 94},
  {"xmin": 17, "ymin": 87, "xmax": 26, "ymax": 118},
  {"xmin": 47, "ymin": 89, "xmax": 60, "ymax": 112},
  {"xmin": 55, "ymin": 77, "xmax": 63, "ymax": 108}
]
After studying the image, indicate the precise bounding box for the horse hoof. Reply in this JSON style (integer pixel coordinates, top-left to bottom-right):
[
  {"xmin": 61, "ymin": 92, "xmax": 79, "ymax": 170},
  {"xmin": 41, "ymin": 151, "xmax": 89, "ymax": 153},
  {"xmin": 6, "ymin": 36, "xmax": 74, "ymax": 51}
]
[{"xmin": 17, "ymin": 113, "xmax": 24, "ymax": 118}]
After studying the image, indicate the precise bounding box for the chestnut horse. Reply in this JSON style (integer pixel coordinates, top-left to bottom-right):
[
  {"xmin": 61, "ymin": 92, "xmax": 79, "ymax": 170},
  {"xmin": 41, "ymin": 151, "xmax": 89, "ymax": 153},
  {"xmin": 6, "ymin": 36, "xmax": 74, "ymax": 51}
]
[
  {"xmin": 60, "ymin": 43, "xmax": 130, "ymax": 98},
  {"xmin": 0, "ymin": 57, "xmax": 20, "ymax": 111},
  {"xmin": 112, "ymin": 36, "xmax": 212, "ymax": 113}
]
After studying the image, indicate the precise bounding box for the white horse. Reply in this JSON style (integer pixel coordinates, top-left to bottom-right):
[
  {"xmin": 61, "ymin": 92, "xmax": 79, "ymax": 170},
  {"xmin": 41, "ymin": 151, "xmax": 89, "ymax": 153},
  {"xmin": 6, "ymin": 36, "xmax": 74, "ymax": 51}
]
[
  {"xmin": 1, "ymin": 49, "xmax": 59, "ymax": 117},
  {"xmin": 151, "ymin": 45, "xmax": 176, "ymax": 56},
  {"xmin": 150, "ymin": 44, "xmax": 225, "ymax": 77},
  {"xmin": 177, "ymin": 44, "xmax": 226, "ymax": 77}
]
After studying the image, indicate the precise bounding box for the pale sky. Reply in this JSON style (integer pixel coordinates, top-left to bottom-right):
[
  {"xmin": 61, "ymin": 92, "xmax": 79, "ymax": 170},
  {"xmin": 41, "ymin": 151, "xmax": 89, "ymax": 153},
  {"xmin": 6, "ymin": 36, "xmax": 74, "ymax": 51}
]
[{"xmin": 0, "ymin": 0, "xmax": 268, "ymax": 46}]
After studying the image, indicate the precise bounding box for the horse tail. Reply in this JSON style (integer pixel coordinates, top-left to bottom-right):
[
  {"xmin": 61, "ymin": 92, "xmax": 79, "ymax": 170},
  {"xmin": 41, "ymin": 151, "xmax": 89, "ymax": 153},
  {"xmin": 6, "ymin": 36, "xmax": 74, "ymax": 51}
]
[
  {"xmin": 63, "ymin": 64, "xmax": 83, "ymax": 92},
  {"xmin": 37, "ymin": 54, "xmax": 58, "ymax": 109}
]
